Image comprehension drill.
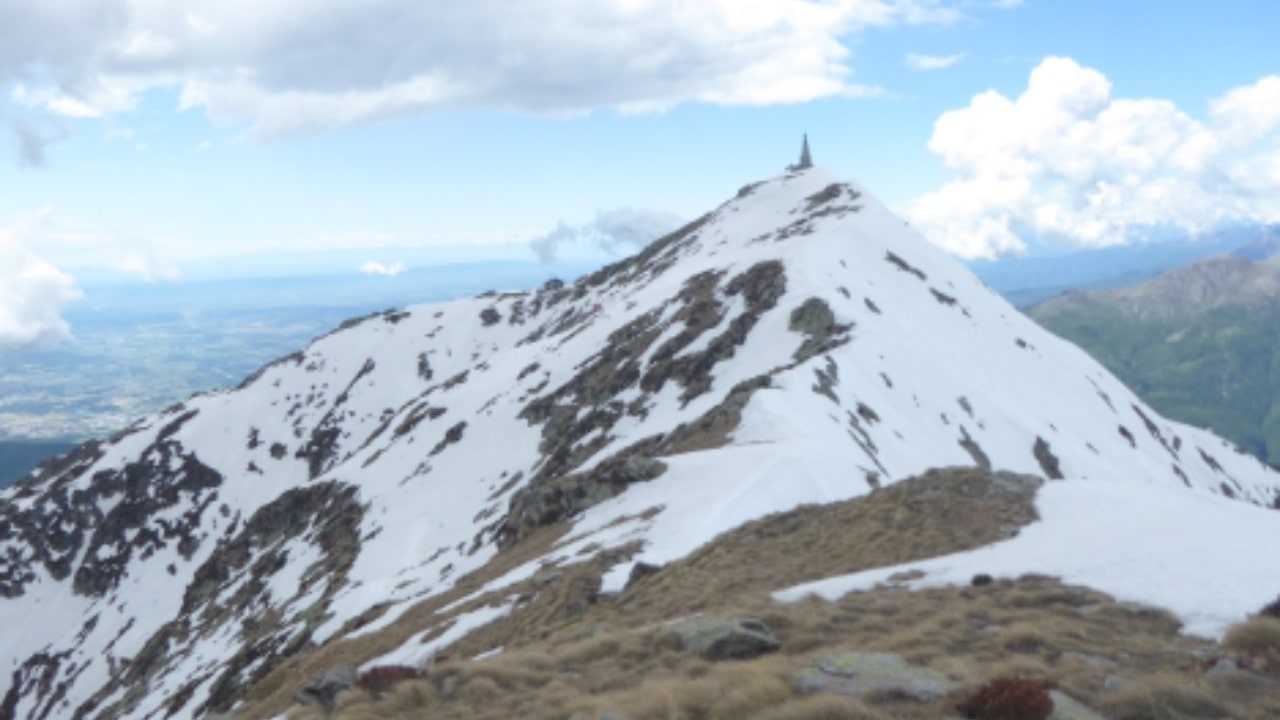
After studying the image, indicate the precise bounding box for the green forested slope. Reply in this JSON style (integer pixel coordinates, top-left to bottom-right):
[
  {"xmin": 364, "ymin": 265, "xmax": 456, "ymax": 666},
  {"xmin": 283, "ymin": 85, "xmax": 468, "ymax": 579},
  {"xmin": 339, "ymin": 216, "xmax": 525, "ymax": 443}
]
[{"xmin": 1031, "ymin": 269, "xmax": 1280, "ymax": 465}]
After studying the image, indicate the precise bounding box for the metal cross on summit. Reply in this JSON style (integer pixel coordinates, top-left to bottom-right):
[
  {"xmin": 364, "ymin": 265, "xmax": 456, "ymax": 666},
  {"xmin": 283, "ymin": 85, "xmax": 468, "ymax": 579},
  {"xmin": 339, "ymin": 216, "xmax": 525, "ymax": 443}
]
[{"xmin": 789, "ymin": 134, "xmax": 813, "ymax": 171}]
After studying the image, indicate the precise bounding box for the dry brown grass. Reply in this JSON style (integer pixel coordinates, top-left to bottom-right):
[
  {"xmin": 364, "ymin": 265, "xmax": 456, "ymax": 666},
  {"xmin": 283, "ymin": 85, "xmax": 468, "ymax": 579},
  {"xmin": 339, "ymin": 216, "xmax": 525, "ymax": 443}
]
[
  {"xmin": 1222, "ymin": 616, "xmax": 1280, "ymax": 658},
  {"xmin": 273, "ymin": 574, "xmax": 1278, "ymax": 720},
  {"xmin": 593, "ymin": 467, "xmax": 1039, "ymax": 630},
  {"xmin": 1093, "ymin": 672, "xmax": 1230, "ymax": 720},
  {"xmin": 243, "ymin": 469, "xmax": 1277, "ymax": 720}
]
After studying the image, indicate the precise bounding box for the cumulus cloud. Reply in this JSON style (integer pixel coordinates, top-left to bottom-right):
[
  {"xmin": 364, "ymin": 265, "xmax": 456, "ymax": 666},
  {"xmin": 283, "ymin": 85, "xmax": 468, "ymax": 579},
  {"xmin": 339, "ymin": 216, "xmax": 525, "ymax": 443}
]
[
  {"xmin": 0, "ymin": 0, "xmax": 962, "ymax": 142},
  {"xmin": 0, "ymin": 214, "xmax": 81, "ymax": 351},
  {"xmin": 530, "ymin": 207, "xmax": 684, "ymax": 263},
  {"xmin": 905, "ymin": 53, "xmax": 963, "ymax": 71},
  {"xmin": 908, "ymin": 57, "xmax": 1280, "ymax": 259},
  {"xmin": 359, "ymin": 260, "xmax": 406, "ymax": 276}
]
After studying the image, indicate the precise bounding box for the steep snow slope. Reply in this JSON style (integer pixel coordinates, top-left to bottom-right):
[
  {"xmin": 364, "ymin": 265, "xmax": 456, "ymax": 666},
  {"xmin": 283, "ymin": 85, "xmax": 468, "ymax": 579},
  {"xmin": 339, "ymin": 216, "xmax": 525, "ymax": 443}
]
[{"xmin": 2, "ymin": 168, "xmax": 1278, "ymax": 720}]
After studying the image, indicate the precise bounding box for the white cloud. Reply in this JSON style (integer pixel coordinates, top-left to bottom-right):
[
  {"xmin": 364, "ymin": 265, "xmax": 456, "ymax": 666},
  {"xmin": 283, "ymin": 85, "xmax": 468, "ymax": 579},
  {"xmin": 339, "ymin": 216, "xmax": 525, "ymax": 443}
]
[
  {"xmin": 530, "ymin": 207, "xmax": 684, "ymax": 262},
  {"xmin": 113, "ymin": 244, "xmax": 181, "ymax": 280},
  {"xmin": 905, "ymin": 52, "xmax": 964, "ymax": 71},
  {"xmin": 0, "ymin": 0, "xmax": 963, "ymax": 142},
  {"xmin": 908, "ymin": 57, "xmax": 1280, "ymax": 259},
  {"xmin": 0, "ymin": 211, "xmax": 82, "ymax": 351},
  {"xmin": 359, "ymin": 260, "xmax": 406, "ymax": 276}
]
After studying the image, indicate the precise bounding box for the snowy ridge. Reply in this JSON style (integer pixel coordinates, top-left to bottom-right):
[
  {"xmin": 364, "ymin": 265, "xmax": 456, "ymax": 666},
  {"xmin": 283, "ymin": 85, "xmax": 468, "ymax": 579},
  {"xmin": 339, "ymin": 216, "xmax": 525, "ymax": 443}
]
[{"xmin": 1, "ymin": 167, "xmax": 1278, "ymax": 719}]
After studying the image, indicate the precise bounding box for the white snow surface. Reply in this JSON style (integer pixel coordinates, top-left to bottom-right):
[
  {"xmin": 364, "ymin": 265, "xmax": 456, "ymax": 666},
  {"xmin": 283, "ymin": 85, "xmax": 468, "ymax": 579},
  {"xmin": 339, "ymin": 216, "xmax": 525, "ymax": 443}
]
[
  {"xmin": 1, "ymin": 167, "xmax": 1278, "ymax": 719},
  {"xmin": 361, "ymin": 601, "xmax": 513, "ymax": 671},
  {"xmin": 775, "ymin": 476, "xmax": 1280, "ymax": 639}
]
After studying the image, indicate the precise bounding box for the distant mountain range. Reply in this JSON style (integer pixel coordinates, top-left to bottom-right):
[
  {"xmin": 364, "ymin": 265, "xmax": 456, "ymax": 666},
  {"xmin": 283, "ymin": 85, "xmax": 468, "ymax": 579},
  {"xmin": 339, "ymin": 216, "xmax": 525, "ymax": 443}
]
[
  {"xmin": 969, "ymin": 224, "xmax": 1280, "ymax": 307},
  {"xmin": 1030, "ymin": 251, "xmax": 1280, "ymax": 465}
]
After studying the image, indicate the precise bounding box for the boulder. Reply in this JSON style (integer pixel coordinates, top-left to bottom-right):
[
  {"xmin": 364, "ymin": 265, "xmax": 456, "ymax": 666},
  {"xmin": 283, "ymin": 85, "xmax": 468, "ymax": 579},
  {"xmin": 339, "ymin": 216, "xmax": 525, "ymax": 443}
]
[
  {"xmin": 794, "ymin": 652, "xmax": 956, "ymax": 703},
  {"xmin": 294, "ymin": 663, "xmax": 356, "ymax": 711},
  {"xmin": 666, "ymin": 616, "xmax": 781, "ymax": 660}
]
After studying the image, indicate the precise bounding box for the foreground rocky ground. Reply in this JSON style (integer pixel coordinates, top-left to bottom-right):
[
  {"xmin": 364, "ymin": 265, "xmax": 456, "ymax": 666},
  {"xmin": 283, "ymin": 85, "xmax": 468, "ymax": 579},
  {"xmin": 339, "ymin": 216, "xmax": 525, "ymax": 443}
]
[{"xmin": 240, "ymin": 469, "xmax": 1280, "ymax": 720}]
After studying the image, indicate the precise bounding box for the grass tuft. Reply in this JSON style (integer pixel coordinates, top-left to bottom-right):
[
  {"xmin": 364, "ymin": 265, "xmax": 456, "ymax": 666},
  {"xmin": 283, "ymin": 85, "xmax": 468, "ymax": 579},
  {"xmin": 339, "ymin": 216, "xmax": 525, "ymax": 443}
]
[{"xmin": 1222, "ymin": 615, "xmax": 1280, "ymax": 657}]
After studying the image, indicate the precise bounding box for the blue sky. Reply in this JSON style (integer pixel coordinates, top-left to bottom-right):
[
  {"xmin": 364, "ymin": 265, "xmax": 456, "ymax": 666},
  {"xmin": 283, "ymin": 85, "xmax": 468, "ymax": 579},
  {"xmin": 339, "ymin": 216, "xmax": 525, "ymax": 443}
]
[{"xmin": 1, "ymin": 0, "xmax": 1279, "ymax": 348}]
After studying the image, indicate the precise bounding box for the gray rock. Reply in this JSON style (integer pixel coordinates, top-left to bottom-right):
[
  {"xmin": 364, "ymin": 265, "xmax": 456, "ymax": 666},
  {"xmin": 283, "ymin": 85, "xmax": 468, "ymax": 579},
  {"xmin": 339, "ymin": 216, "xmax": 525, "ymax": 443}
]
[
  {"xmin": 295, "ymin": 663, "xmax": 356, "ymax": 711},
  {"xmin": 533, "ymin": 568, "xmax": 564, "ymax": 585},
  {"xmin": 1049, "ymin": 690, "xmax": 1107, "ymax": 720},
  {"xmin": 621, "ymin": 456, "xmax": 665, "ymax": 483},
  {"xmin": 794, "ymin": 652, "xmax": 957, "ymax": 703},
  {"xmin": 666, "ymin": 616, "xmax": 781, "ymax": 660},
  {"xmin": 624, "ymin": 561, "xmax": 662, "ymax": 590},
  {"xmin": 1102, "ymin": 675, "xmax": 1131, "ymax": 694}
]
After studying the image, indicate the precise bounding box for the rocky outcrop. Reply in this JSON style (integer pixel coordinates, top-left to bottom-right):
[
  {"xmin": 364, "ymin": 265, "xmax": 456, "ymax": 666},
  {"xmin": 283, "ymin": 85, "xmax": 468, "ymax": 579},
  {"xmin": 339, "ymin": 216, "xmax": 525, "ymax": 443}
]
[
  {"xmin": 666, "ymin": 617, "xmax": 781, "ymax": 660},
  {"xmin": 76, "ymin": 481, "xmax": 365, "ymax": 720},
  {"xmin": 0, "ymin": 410, "xmax": 222, "ymax": 600},
  {"xmin": 788, "ymin": 297, "xmax": 851, "ymax": 362},
  {"xmin": 794, "ymin": 652, "xmax": 956, "ymax": 702}
]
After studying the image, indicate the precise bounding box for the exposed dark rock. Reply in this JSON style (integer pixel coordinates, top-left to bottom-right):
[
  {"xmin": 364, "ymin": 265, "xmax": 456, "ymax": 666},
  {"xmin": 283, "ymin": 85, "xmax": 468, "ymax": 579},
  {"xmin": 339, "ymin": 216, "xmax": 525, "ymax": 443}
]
[
  {"xmin": 811, "ymin": 357, "xmax": 840, "ymax": 403},
  {"xmin": 498, "ymin": 450, "xmax": 667, "ymax": 547},
  {"xmin": 71, "ymin": 481, "xmax": 365, "ymax": 719},
  {"xmin": 429, "ymin": 422, "xmax": 468, "ymax": 456},
  {"xmin": 1033, "ymin": 436, "xmax": 1064, "ymax": 479},
  {"xmin": 624, "ymin": 561, "xmax": 662, "ymax": 590},
  {"xmin": 804, "ymin": 184, "xmax": 844, "ymax": 212},
  {"xmin": 480, "ymin": 308, "xmax": 502, "ymax": 326},
  {"xmin": 959, "ymin": 426, "xmax": 991, "ymax": 470},
  {"xmin": 296, "ymin": 358, "xmax": 377, "ymax": 479},
  {"xmin": 855, "ymin": 402, "xmax": 880, "ymax": 424},
  {"xmin": 1132, "ymin": 404, "xmax": 1178, "ymax": 460},
  {"xmin": 885, "ymin": 251, "xmax": 926, "ymax": 280},
  {"xmin": 788, "ymin": 297, "xmax": 850, "ymax": 362},
  {"xmin": 1119, "ymin": 425, "xmax": 1136, "ymax": 448},
  {"xmin": 0, "ymin": 407, "xmax": 222, "ymax": 602},
  {"xmin": 417, "ymin": 352, "xmax": 433, "ymax": 381}
]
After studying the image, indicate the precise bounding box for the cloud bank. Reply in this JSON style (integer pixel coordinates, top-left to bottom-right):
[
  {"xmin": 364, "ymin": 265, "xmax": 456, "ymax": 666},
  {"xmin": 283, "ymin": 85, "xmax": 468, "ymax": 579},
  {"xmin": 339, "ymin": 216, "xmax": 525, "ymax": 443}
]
[
  {"xmin": 908, "ymin": 57, "xmax": 1280, "ymax": 259},
  {"xmin": 530, "ymin": 207, "xmax": 684, "ymax": 262},
  {"xmin": 359, "ymin": 261, "xmax": 406, "ymax": 276},
  {"xmin": 0, "ymin": 216, "xmax": 81, "ymax": 351},
  {"xmin": 0, "ymin": 0, "xmax": 961, "ymax": 141}
]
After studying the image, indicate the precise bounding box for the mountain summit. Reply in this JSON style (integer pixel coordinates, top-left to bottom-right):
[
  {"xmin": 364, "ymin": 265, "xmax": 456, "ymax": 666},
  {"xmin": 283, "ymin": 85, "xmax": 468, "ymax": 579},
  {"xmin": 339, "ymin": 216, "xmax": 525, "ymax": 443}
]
[{"xmin": 3, "ymin": 168, "xmax": 1279, "ymax": 719}]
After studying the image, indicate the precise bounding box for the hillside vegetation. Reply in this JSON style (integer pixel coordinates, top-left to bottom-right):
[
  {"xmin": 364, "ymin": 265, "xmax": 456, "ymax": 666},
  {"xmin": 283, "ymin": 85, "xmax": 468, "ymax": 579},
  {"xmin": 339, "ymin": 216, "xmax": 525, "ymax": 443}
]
[
  {"xmin": 1031, "ymin": 256, "xmax": 1280, "ymax": 466},
  {"xmin": 255, "ymin": 469, "xmax": 1280, "ymax": 720}
]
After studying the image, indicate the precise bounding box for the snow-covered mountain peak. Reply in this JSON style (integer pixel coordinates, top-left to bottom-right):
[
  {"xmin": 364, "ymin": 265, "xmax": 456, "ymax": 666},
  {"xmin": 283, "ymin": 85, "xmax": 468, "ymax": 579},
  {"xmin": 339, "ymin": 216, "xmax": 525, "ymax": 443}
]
[{"xmin": 2, "ymin": 168, "xmax": 1278, "ymax": 719}]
